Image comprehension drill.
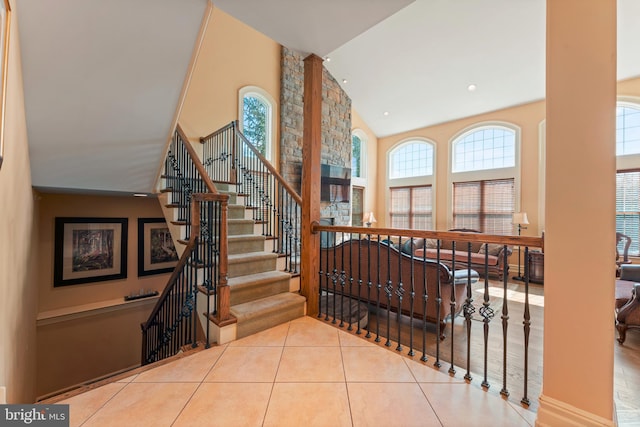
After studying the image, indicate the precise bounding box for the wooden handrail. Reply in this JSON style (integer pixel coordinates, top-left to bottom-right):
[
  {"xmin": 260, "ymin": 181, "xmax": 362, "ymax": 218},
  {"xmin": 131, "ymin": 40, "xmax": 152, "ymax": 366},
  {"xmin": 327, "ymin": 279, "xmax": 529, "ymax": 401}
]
[
  {"xmin": 310, "ymin": 223, "xmax": 545, "ymax": 250},
  {"xmin": 176, "ymin": 124, "xmax": 218, "ymax": 194},
  {"xmin": 141, "ymin": 192, "xmax": 229, "ymax": 334},
  {"xmin": 201, "ymin": 121, "xmax": 303, "ymax": 205},
  {"xmin": 199, "ymin": 121, "xmax": 236, "ymax": 142}
]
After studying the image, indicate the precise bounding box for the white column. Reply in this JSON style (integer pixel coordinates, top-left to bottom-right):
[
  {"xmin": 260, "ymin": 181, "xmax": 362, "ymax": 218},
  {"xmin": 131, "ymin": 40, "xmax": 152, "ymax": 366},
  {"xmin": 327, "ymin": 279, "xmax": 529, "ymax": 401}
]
[{"xmin": 538, "ymin": 1, "xmax": 616, "ymax": 426}]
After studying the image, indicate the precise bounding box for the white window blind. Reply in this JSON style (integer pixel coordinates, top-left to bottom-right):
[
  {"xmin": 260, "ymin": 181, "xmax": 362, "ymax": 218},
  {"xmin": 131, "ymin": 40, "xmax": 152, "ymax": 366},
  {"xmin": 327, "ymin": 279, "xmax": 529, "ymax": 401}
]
[
  {"xmin": 390, "ymin": 186, "xmax": 432, "ymax": 230},
  {"xmin": 616, "ymin": 170, "xmax": 640, "ymax": 256},
  {"xmin": 453, "ymin": 178, "xmax": 515, "ymax": 234}
]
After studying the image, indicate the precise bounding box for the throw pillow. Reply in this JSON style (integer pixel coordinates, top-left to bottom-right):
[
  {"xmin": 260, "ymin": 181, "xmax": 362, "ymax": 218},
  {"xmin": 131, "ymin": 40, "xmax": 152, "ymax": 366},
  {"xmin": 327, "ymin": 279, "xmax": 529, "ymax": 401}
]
[{"xmin": 482, "ymin": 243, "xmax": 503, "ymax": 256}]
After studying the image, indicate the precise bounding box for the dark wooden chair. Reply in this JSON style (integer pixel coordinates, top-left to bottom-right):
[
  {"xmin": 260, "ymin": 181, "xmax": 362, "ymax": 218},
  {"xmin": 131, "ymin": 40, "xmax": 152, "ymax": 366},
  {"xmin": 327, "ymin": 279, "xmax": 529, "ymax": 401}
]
[
  {"xmin": 616, "ymin": 232, "xmax": 632, "ymax": 277},
  {"xmin": 616, "ymin": 265, "xmax": 640, "ymax": 344}
]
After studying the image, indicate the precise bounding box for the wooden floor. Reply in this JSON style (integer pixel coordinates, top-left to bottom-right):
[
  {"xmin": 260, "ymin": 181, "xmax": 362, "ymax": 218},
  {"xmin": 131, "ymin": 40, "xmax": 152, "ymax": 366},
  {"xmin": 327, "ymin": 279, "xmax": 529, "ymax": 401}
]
[{"xmin": 320, "ymin": 279, "xmax": 640, "ymax": 424}]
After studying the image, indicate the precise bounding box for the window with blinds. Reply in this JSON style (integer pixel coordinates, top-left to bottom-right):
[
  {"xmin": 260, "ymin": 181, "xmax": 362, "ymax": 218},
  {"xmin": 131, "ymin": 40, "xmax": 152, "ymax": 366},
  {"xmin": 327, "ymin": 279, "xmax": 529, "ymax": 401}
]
[
  {"xmin": 390, "ymin": 186, "xmax": 432, "ymax": 230},
  {"xmin": 616, "ymin": 170, "xmax": 640, "ymax": 256},
  {"xmin": 453, "ymin": 178, "xmax": 515, "ymax": 234}
]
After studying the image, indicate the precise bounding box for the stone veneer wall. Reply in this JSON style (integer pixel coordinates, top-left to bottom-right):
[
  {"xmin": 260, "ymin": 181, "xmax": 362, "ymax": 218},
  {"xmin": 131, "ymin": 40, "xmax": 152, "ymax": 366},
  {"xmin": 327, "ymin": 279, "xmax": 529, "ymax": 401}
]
[{"xmin": 280, "ymin": 47, "xmax": 352, "ymax": 225}]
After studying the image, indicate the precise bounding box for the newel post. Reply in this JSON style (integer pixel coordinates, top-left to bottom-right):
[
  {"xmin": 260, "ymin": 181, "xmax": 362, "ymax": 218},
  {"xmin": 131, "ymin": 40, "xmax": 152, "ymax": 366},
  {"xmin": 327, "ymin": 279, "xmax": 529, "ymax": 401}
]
[{"xmin": 300, "ymin": 53, "xmax": 323, "ymax": 316}]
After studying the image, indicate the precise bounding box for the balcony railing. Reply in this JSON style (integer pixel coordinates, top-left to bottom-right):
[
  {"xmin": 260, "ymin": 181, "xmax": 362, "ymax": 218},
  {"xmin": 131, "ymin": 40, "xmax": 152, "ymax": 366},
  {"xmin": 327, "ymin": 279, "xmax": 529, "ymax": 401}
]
[{"xmin": 312, "ymin": 224, "xmax": 543, "ymax": 408}]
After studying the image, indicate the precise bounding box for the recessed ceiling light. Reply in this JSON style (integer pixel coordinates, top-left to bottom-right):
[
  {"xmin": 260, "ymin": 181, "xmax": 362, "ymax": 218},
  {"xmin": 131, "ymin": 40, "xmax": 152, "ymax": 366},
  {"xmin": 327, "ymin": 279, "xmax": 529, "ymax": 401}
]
[
  {"xmin": 325, "ymin": 56, "xmax": 331, "ymax": 62},
  {"xmin": 383, "ymin": 111, "xmax": 390, "ymax": 116},
  {"xmin": 467, "ymin": 84, "xmax": 477, "ymax": 92},
  {"xmin": 342, "ymin": 79, "xmax": 348, "ymax": 84}
]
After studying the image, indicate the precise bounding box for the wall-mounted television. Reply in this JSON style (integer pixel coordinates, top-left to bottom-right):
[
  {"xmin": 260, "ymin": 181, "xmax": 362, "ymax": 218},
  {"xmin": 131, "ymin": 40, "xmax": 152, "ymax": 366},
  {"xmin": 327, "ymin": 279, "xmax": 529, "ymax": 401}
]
[{"xmin": 320, "ymin": 164, "xmax": 351, "ymax": 203}]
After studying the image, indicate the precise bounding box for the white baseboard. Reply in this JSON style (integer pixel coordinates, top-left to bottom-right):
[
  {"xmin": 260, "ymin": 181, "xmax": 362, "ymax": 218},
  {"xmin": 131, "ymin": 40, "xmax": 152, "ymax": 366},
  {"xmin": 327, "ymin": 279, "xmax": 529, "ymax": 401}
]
[{"xmin": 536, "ymin": 394, "xmax": 615, "ymax": 427}]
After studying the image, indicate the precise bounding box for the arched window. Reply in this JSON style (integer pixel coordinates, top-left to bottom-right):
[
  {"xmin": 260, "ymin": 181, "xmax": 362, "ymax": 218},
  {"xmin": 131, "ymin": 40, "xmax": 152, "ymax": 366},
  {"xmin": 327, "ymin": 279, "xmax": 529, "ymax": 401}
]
[
  {"xmin": 450, "ymin": 124, "xmax": 520, "ymax": 235},
  {"xmin": 389, "ymin": 141, "xmax": 433, "ymax": 179},
  {"xmin": 387, "ymin": 139, "xmax": 435, "ymax": 230},
  {"xmin": 352, "ymin": 131, "xmax": 366, "ymax": 178},
  {"xmin": 239, "ymin": 86, "xmax": 275, "ymax": 160},
  {"xmin": 452, "ymin": 127, "xmax": 516, "ymax": 173},
  {"xmin": 616, "ymin": 103, "xmax": 640, "ymax": 156}
]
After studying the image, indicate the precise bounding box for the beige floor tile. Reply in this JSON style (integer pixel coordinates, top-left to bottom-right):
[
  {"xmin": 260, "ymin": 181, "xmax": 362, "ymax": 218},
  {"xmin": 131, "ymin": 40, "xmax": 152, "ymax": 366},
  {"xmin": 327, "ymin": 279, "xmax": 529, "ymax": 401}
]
[
  {"xmin": 405, "ymin": 358, "xmax": 465, "ymax": 383},
  {"xmin": 133, "ymin": 345, "xmax": 226, "ymax": 383},
  {"xmin": 60, "ymin": 382, "xmax": 126, "ymax": 427},
  {"xmin": 348, "ymin": 382, "xmax": 441, "ymax": 427},
  {"xmin": 228, "ymin": 321, "xmax": 290, "ymax": 347},
  {"xmin": 338, "ymin": 330, "xmax": 378, "ymax": 347},
  {"xmin": 116, "ymin": 374, "xmax": 138, "ymax": 383},
  {"xmin": 342, "ymin": 345, "xmax": 415, "ymax": 382},
  {"xmin": 172, "ymin": 383, "xmax": 272, "ymax": 427},
  {"xmin": 204, "ymin": 346, "xmax": 282, "ymax": 382},
  {"xmin": 508, "ymin": 401, "xmax": 537, "ymax": 426},
  {"xmin": 263, "ymin": 382, "xmax": 351, "ymax": 427},
  {"xmin": 82, "ymin": 382, "xmax": 197, "ymax": 427},
  {"xmin": 285, "ymin": 317, "xmax": 340, "ymax": 346},
  {"xmin": 276, "ymin": 346, "xmax": 345, "ymax": 382},
  {"xmin": 419, "ymin": 383, "xmax": 530, "ymax": 426}
]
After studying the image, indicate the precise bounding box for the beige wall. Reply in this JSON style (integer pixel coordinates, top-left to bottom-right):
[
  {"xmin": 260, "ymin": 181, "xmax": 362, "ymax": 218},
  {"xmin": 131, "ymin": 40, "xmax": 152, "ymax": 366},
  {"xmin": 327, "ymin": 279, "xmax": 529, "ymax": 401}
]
[
  {"xmin": 372, "ymin": 75, "xmax": 640, "ymax": 234},
  {"xmin": 179, "ymin": 6, "xmax": 281, "ymax": 152},
  {"xmin": 352, "ymin": 110, "xmax": 378, "ymax": 221},
  {"xmin": 35, "ymin": 194, "xmax": 172, "ymax": 396},
  {"xmin": 36, "ymin": 301, "xmax": 154, "ymax": 397},
  {"xmin": 0, "ymin": 0, "xmax": 38, "ymax": 403},
  {"xmin": 37, "ymin": 194, "xmax": 170, "ymax": 312}
]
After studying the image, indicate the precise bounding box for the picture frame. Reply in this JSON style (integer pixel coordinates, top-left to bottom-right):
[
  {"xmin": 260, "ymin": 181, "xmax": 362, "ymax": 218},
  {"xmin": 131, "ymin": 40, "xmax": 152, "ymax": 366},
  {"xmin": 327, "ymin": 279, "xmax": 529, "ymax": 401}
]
[
  {"xmin": 138, "ymin": 218, "xmax": 178, "ymax": 277},
  {"xmin": 0, "ymin": 0, "xmax": 11, "ymax": 170},
  {"xmin": 54, "ymin": 217, "xmax": 128, "ymax": 287}
]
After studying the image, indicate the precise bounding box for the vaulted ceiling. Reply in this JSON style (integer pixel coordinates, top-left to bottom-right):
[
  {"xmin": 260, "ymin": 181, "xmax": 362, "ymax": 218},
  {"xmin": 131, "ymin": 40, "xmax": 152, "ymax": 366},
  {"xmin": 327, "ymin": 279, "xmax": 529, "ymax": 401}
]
[{"xmin": 18, "ymin": 0, "xmax": 640, "ymax": 194}]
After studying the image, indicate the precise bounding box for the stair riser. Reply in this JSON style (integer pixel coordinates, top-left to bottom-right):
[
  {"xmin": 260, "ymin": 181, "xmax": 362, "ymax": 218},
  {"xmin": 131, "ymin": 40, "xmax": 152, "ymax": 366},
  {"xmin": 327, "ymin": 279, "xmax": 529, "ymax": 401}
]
[
  {"xmin": 228, "ymin": 205, "xmax": 245, "ymax": 220},
  {"xmin": 235, "ymin": 302, "xmax": 305, "ymax": 339},
  {"xmin": 230, "ymin": 277, "xmax": 290, "ymax": 306},
  {"xmin": 228, "ymin": 238, "xmax": 266, "ymax": 255},
  {"xmin": 229, "ymin": 221, "xmax": 255, "ymax": 235},
  {"xmin": 228, "ymin": 257, "xmax": 277, "ymax": 278}
]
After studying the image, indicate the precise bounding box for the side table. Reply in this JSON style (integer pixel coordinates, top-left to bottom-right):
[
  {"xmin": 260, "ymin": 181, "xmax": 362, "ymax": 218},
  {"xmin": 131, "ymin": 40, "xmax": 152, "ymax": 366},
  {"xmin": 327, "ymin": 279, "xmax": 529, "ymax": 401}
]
[{"xmin": 529, "ymin": 251, "xmax": 544, "ymax": 284}]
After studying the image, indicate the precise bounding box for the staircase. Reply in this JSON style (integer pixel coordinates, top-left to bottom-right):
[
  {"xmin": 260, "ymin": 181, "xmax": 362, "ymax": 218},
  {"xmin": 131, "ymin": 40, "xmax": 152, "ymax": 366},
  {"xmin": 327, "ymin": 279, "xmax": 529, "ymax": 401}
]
[
  {"xmin": 152, "ymin": 126, "xmax": 306, "ymax": 358},
  {"xmin": 159, "ymin": 183, "xmax": 305, "ymax": 342}
]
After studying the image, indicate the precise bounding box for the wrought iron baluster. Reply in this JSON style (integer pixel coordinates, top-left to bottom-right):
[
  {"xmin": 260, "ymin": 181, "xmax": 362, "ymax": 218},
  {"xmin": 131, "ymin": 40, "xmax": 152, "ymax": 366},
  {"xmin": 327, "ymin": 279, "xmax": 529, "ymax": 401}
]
[
  {"xmin": 481, "ymin": 249, "xmax": 494, "ymax": 389},
  {"xmin": 521, "ymin": 246, "xmax": 531, "ymax": 407},
  {"xmin": 463, "ymin": 242, "xmax": 475, "ymax": 382},
  {"xmin": 500, "ymin": 245, "xmax": 510, "ymax": 398}
]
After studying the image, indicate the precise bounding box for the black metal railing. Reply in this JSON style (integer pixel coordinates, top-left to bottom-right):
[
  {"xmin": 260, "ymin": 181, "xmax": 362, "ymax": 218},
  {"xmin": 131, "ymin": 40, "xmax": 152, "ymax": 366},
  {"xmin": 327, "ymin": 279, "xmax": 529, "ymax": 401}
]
[
  {"xmin": 200, "ymin": 121, "xmax": 302, "ymax": 273},
  {"xmin": 142, "ymin": 126, "xmax": 231, "ymax": 365},
  {"xmin": 313, "ymin": 225, "xmax": 543, "ymax": 408}
]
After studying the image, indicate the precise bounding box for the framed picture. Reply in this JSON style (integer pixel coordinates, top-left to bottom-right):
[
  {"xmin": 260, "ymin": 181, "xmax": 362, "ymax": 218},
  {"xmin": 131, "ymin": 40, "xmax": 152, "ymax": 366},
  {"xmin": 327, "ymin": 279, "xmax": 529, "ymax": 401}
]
[
  {"xmin": 0, "ymin": 0, "xmax": 11, "ymax": 170},
  {"xmin": 138, "ymin": 218, "xmax": 178, "ymax": 276},
  {"xmin": 54, "ymin": 217, "xmax": 128, "ymax": 287}
]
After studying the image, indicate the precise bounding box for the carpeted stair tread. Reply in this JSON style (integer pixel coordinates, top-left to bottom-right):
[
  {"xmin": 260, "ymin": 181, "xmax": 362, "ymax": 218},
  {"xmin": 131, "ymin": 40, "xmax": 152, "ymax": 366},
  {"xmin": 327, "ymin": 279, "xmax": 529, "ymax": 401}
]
[
  {"xmin": 228, "ymin": 270, "xmax": 291, "ymax": 305},
  {"xmin": 228, "ymin": 251, "xmax": 278, "ymax": 264}
]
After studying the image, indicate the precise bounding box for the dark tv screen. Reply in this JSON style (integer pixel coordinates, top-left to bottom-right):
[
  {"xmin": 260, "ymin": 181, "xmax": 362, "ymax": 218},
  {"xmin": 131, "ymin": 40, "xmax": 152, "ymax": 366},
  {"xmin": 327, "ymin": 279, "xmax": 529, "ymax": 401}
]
[{"xmin": 320, "ymin": 164, "xmax": 351, "ymax": 203}]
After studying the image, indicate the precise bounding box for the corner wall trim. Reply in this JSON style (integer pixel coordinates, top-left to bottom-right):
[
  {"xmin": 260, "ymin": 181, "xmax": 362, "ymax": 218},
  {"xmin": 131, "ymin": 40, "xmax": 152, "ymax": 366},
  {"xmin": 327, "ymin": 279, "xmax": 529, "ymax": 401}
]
[{"xmin": 536, "ymin": 394, "xmax": 615, "ymax": 427}]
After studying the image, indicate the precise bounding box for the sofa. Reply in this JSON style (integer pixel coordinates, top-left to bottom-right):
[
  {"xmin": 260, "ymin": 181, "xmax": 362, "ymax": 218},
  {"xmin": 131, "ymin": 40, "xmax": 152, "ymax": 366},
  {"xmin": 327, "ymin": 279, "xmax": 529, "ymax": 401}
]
[
  {"xmin": 404, "ymin": 229, "xmax": 513, "ymax": 280},
  {"xmin": 319, "ymin": 238, "xmax": 479, "ymax": 339}
]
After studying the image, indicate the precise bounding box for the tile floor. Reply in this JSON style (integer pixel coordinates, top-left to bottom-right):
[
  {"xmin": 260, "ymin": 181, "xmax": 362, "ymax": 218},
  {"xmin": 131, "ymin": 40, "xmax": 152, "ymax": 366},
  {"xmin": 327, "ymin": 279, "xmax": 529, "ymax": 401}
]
[{"xmin": 59, "ymin": 316, "xmax": 536, "ymax": 427}]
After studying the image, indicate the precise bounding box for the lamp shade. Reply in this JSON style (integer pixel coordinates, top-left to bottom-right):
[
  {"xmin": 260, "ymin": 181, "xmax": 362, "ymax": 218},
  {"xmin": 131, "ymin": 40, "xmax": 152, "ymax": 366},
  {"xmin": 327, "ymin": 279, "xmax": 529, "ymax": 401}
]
[
  {"xmin": 513, "ymin": 212, "xmax": 529, "ymax": 225},
  {"xmin": 367, "ymin": 212, "xmax": 377, "ymax": 223}
]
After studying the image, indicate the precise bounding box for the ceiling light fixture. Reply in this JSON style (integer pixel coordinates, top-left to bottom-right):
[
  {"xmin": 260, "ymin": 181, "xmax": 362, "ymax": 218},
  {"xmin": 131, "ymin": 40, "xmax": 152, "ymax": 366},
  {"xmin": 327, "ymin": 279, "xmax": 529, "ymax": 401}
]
[
  {"xmin": 467, "ymin": 84, "xmax": 477, "ymax": 92},
  {"xmin": 325, "ymin": 56, "xmax": 331, "ymax": 62},
  {"xmin": 383, "ymin": 111, "xmax": 390, "ymax": 116},
  {"xmin": 133, "ymin": 193, "xmax": 148, "ymax": 197},
  {"xmin": 342, "ymin": 79, "xmax": 348, "ymax": 84}
]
